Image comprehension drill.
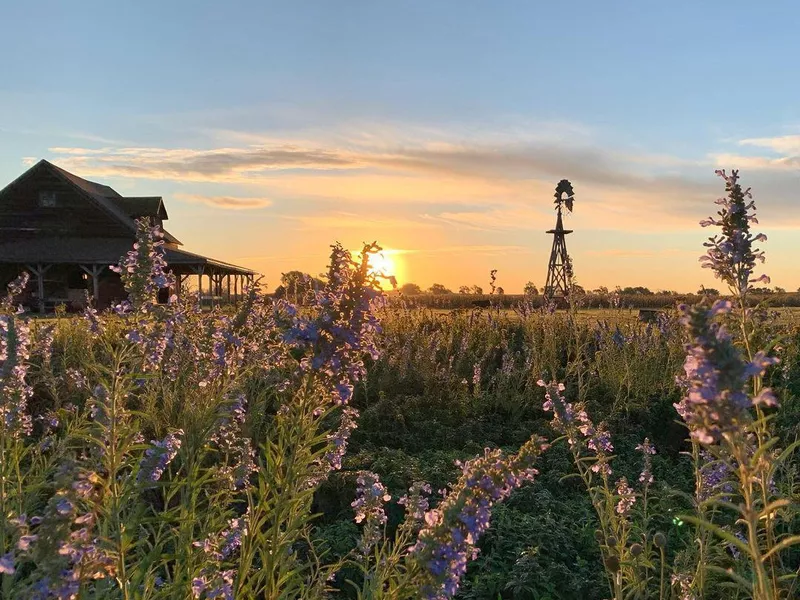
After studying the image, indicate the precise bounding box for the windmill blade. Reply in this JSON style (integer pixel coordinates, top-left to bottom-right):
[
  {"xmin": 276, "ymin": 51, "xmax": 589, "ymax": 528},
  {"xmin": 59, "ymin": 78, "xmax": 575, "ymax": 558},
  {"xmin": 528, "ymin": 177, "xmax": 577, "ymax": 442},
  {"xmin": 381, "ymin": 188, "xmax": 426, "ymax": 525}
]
[{"xmin": 565, "ymin": 197, "xmax": 574, "ymax": 212}]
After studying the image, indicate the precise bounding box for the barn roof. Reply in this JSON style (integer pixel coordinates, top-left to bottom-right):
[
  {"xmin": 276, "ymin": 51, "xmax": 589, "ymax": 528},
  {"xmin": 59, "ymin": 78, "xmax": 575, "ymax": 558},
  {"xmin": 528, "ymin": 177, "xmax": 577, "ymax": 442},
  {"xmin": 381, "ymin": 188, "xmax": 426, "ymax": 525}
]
[
  {"xmin": 112, "ymin": 196, "xmax": 168, "ymax": 220},
  {"xmin": 0, "ymin": 161, "xmax": 254, "ymax": 275},
  {"xmin": 40, "ymin": 161, "xmax": 179, "ymax": 243},
  {"xmin": 0, "ymin": 237, "xmax": 254, "ymax": 275}
]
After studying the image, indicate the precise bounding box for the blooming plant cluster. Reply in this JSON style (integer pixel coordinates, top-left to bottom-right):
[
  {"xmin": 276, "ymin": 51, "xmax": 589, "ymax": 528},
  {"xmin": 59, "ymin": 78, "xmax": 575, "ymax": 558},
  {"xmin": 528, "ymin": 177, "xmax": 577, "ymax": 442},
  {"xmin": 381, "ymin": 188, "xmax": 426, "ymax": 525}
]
[{"xmin": 0, "ymin": 171, "xmax": 798, "ymax": 600}]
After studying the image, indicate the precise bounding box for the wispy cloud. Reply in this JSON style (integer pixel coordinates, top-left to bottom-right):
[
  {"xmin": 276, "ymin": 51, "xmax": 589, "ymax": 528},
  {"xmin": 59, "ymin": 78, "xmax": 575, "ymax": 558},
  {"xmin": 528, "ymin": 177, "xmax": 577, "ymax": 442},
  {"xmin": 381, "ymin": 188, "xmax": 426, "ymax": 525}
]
[
  {"xmin": 174, "ymin": 193, "xmax": 273, "ymax": 210},
  {"xmin": 285, "ymin": 211, "xmax": 437, "ymax": 231},
  {"xmin": 41, "ymin": 123, "xmax": 800, "ymax": 233}
]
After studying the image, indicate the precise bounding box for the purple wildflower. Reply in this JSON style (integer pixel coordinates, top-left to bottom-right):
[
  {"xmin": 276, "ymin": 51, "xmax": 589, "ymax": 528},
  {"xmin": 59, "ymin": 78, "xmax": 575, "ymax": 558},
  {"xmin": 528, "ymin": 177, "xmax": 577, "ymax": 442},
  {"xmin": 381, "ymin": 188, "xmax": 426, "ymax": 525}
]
[
  {"xmin": 0, "ymin": 315, "xmax": 33, "ymax": 438},
  {"xmin": 351, "ymin": 471, "xmax": 391, "ymax": 554},
  {"xmin": 697, "ymin": 451, "xmax": 734, "ymax": 503},
  {"xmin": 411, "ymin": 436, "xmax": 545, "ymax": 599},
  {"xmin": 111, "ymin": 218, "xmax": 176, "ymax": 311},
  {"xmin": 0, "ymin": 553, "xmax": 14, "ymax": 575},
  {"xmin": 675, "ymin": 300, "xmax": 779, "ymax": 444},
  {"xmin": 210, "ymin": 394, "xmax": 257, "ymax": 490},
  {"xmin": 700, "ymin": 169, "xmax": 768, "ymax": 297},
  {"xmin": 635, "ymin": 438, "xmax": 656, "ymax": 486},
  {"xmin": 399, "ymin": 481, "xmax": 433, "ymax": 528},
  {"xmin": 137, "ymin": 430, "xmax": 183, "ymax": 483},
  {"xmin": 615, "ymin": 477, "xmax": 635, "ymax": 515}
]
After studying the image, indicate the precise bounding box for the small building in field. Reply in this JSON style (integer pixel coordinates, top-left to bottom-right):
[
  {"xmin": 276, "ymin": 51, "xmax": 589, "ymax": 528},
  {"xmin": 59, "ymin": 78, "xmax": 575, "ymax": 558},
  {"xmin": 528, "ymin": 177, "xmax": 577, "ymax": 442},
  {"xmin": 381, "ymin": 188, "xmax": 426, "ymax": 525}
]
[{"xmin": 0, "ymin": 159, "xmax": 255, "ymax": 312}]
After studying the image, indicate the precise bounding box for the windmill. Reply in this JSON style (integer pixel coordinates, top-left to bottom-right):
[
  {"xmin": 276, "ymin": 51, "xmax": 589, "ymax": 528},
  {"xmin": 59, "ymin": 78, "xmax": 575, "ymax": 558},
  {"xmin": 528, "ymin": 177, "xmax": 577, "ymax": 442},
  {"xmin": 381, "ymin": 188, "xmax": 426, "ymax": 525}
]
[{"xmin": 543, "ymin": 179, "xmax": 575, "ymax": 299}]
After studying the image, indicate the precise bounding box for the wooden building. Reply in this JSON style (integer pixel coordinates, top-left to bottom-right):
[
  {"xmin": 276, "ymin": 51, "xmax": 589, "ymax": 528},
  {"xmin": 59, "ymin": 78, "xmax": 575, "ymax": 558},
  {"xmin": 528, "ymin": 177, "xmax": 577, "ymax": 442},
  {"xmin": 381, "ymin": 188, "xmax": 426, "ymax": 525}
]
[{"xmin": 0, "ymin": 159, "xmax": 255, "ymax": 312}]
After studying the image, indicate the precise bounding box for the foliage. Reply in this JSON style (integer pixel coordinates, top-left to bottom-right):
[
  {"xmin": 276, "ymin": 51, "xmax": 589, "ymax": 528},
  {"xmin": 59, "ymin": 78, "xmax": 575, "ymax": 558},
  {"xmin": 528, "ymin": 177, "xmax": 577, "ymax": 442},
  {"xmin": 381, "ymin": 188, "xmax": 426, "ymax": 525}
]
[{"xmin": 1, "ymin": 173, "xmax": 799, "ymax": 600}]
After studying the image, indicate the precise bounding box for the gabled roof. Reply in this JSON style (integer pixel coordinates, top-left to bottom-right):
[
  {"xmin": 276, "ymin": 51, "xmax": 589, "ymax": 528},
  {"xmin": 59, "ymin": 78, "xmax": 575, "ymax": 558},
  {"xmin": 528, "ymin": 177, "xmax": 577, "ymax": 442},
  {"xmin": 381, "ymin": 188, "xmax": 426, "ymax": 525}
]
[
  {"xmin": 0, "ymin": 160, "xmax": 253, "ymax": 275},
  {"xmin": 2, "ymin": 160, "xmax": 181, "ymax": 245},
  {"xmin": 112, "ymin": 196, "xmax": 169, "ymax": 220}
]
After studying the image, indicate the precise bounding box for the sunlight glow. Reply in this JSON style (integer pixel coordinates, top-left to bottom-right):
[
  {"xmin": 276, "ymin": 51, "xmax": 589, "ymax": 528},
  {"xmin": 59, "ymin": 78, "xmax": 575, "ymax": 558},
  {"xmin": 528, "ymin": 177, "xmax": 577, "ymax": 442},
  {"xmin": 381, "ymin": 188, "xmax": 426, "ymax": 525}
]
[{"xmin": 367, "ymin": 249, "xmax": 404, "ymax": 289}]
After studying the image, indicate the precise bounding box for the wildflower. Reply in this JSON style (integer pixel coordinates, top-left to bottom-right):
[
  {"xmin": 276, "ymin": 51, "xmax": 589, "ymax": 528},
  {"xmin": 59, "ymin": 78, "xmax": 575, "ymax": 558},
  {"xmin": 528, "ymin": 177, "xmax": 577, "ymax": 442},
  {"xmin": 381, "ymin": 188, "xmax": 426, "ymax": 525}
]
[
  {"xmin": 697, "ymin": 451, "xmax": 734, "ymax": 502},
  {"xmin": 323, "ymin": 406, "xmax": 359, "ymax": 471},
  {"xmin": 138, "ymin": 430, "xmax": 183, "ymax": 483},
  {"xmin": 210, "ymin": 394, "xmax": 257, "ymax": 490},
  {"xmin": 700, "ymin": 169, "xmax": 768, "ymax": 297},
  {"xmin": 398, "ymin": 481, "xmax": 432, "ymax": 527},
  {"xmin": 111, "ymin": 218, "xmax": 176, "ymax": 311},
  {"xmin": 675, "ymin": 300, "xmax": 779, "ymax": 444},
  {"xmin": 615, "ymin": 477, "xmax": 635, "ymax": 515},
  {"xmin": 0, "ymin": 553, "xmax": 14, "ymax": 575},
  {"xmin": 1, "ymin": 272, "xmax": 29, "ymax": 313},
  {"xmin": 0, "ymin": 314, "xmax": 33, "ymax": 438},
  {"xmin": 351, "ymin": 471, "xmax": 390, "ymax": 554},
  {"xmin": 635, "ymin": 438, "xmax": 656, "ymax": 485},
  {"xmin": 411, "ymin": 436, "xmax": 545, "ymax": 599}
]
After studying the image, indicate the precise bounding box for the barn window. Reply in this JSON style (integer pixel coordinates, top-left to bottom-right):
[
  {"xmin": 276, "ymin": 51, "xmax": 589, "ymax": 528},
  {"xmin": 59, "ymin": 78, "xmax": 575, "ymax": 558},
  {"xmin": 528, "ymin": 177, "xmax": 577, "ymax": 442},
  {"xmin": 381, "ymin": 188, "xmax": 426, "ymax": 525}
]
[{"xmin": 38, "ymin": 191, "xmax": 58, "ymax": 208}]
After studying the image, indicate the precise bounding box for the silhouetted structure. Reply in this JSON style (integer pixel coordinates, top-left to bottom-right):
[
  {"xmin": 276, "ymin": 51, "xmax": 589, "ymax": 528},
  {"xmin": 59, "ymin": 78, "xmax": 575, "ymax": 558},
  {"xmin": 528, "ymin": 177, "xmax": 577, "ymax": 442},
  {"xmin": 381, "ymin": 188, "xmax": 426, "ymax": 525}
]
[
  {"xmin": 544, "ymin": 180, "xmax": 575, "ymax": 299},
  {"xmin": 0, "ymin": 160, "xmax": 255, "ymax": 313}
]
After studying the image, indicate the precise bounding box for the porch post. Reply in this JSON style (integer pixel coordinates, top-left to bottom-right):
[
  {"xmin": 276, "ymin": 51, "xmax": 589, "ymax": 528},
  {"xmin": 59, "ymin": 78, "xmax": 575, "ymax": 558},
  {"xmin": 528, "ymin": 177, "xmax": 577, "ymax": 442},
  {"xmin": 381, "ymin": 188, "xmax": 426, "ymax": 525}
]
[
  {"xmin": 80, "ymin": 265, "xmax": 104, "ymax": 305},
  {"xmin": 195, "ymin": 266, "xmax": 204, "ymax": 307},
  {"xmin": 26, "ymin": 263, "xmax": 51, "ymax": 314}
]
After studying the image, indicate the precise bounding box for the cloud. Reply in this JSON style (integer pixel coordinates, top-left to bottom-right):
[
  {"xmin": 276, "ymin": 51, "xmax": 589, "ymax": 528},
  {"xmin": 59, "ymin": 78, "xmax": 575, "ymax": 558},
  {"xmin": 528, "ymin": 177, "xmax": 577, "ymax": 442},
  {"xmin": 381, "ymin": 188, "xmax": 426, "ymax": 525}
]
[
  {"xmin": 174, "ymin": 193, "xmax": 273, "ymax": 209},
  {"xmin": 285, "ymin": 211, "xmax": 437, "ymax": 231},
  {"xmin": 48, "ymin": 145, "xmax": 362, "ymax": 182},
  {"xmin": 739, "ymin": 135, "xmax": 800, "ymax": 154},
  {"xmin": 41, "ymin": 123, "xmax": 800, "ymax": 231}
]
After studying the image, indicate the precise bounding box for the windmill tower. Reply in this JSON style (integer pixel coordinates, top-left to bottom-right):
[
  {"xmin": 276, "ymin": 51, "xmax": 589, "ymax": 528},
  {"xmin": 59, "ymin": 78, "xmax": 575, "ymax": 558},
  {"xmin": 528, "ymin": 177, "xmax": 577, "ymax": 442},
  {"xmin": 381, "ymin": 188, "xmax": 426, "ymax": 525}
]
[{"xmin": 544, "ymin": 179, "xmax": 575, "ymax": 298}]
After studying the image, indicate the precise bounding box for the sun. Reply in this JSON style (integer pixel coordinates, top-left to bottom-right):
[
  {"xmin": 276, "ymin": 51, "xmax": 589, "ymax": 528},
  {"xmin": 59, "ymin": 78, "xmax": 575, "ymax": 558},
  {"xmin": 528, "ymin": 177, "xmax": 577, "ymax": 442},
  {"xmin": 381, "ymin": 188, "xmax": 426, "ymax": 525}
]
[{"xmin": 367, "ymin": 249, "xmax": 403, "ymax": 289}]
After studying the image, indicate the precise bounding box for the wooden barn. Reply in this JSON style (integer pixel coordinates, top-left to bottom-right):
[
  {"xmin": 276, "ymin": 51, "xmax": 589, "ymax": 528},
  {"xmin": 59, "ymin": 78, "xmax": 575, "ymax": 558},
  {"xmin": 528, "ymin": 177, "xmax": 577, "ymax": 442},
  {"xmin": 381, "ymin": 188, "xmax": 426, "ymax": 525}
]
[{"xmin": 0, "ymin": 159, "xmax": 255, "ymax": 312}]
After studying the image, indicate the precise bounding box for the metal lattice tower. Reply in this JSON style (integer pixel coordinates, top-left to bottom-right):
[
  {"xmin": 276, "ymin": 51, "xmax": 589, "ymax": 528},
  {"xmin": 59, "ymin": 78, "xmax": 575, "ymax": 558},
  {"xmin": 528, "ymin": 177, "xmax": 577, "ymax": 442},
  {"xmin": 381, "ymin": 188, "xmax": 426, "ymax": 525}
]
[{"xmin": 544, "ymin": 180, "xmax": 575, "ymax": 298}]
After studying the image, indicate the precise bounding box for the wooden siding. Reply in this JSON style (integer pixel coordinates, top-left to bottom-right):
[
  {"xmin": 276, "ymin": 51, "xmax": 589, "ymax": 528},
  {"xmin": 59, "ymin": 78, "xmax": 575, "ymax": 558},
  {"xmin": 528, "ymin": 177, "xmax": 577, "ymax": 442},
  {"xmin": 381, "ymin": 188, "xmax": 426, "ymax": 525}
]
[{"xmin": 0, "ymin": 166, "xmax": 133, "ymax": 240}]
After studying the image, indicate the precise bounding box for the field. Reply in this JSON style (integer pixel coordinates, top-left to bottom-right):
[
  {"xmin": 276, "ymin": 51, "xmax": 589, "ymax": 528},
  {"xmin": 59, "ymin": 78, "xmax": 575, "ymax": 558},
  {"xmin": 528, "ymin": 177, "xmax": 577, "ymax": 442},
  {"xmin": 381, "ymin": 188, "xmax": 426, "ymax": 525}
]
[{"xmin": 1, "ymin": 175, "xmax": 800, "ymax": 600}]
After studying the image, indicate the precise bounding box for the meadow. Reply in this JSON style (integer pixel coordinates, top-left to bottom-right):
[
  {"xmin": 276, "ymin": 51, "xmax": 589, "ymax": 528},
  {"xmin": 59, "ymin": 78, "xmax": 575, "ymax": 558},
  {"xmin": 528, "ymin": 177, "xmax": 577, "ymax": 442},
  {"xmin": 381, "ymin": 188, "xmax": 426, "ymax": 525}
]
[{"xmin": 0, "ymin": 170, "xmax": 799, "ymax": 600}]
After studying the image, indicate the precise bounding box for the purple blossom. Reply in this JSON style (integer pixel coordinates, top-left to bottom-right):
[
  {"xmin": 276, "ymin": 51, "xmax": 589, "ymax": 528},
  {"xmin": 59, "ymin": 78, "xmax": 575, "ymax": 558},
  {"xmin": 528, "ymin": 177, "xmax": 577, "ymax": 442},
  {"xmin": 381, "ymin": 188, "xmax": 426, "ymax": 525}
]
[
  {"xmin": 0, "ymin": 315, "xmax": 33, "ymax": 438},
  {"xmin": 411, "ymin": 436, "xmax": 545, "ymax": 599},
  {"xmin": 0, "ymin": 553, "xmax": 15, "ymax": 575},
  {"xmin": 675, "ymin": 301, "xmax": 779, "ymax": 444},
  {"xmin": 398, "ymin": 481, "xmax": 432, "ymax": 527},
  {"xmin": 111, "ymin": 218, "xmax": 176, "ymax": 311},
  {"xmin": 635, "ymin": 438, "xmax": 656, "ymax": 486},
  {"xmin": 699, "ymin": 169, "xmax": 768, "ymax": 297},
  {"xmin": 1, "ymin": 272, "xmax": 30, "ymax": 313},
  {"xmin": 137, "ymin": 430, "xmax": 183, "ymax": 483},
  {"xmin": 615, "ymin": 477, "xmax": 635, "ymax": 515},
  {"xmin": 210, "ymin": 394, "xmax": 256, "ymax": 490},
  {"xmin": 351, "ymin": 471, "xmax": 391, "ymax": 554},
  {"xmin": 697, "ymin": 451, "xmax": 734, "ymax": 503}
]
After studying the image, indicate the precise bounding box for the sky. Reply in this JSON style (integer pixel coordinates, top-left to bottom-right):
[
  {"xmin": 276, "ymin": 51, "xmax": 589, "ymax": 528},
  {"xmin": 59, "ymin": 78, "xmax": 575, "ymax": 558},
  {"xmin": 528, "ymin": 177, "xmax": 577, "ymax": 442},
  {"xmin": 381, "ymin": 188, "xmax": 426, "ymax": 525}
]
[{"xmin": 2, "ymin": 0, "xmax": 800, "ymax": 293}]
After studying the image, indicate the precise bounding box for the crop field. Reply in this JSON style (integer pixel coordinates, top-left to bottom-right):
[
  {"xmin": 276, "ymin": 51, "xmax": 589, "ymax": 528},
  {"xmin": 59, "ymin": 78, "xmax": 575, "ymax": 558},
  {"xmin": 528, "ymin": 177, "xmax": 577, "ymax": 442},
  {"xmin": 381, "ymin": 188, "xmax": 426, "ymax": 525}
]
[{"xmin": 1, "ymin": 172, "xmax": 799, "ymax": 600}]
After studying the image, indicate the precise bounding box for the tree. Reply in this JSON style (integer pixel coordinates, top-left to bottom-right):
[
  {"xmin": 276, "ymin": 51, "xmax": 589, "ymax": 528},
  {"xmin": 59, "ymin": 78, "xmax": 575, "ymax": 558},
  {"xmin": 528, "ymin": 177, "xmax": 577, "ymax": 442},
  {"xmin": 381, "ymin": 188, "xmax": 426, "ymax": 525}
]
[
  {"xmin": 399, "ymin": 282, "xmax": 423, "ymax": 295},
  {"xmin": 458, "ymin": 286, "xmax": 471, "ymax": 294},
  {"xmin": 697, "ymin": 288, "xmax": 720, "ymax": 297},
  {"xmin": 620, "ymin": 286, "xmax": 654, "ymax": 295},
  {"xmin": 273, "ymin": 271, "xmax": 324, "ymax": 302},
  {"xmin": 470, "ymin": 285, "xmax": 484, "ymax": 295},
  {"xmin": 523, "ymin": 282, "xmax": 539, "ymax": 296},
  {"xmin": 495, "ymin": 286, "xmax": 505, "ymax": 295},
  {"xmin": 592, "ymin": 286, "xmax": 609, "ymax": 296},
  {"xmin": 774, "ymin": 286, "xmax": 786, "ymax": 293},
  {"xmin": 428, "ymin": 283, "xmax": 452, "ymax": 295}
]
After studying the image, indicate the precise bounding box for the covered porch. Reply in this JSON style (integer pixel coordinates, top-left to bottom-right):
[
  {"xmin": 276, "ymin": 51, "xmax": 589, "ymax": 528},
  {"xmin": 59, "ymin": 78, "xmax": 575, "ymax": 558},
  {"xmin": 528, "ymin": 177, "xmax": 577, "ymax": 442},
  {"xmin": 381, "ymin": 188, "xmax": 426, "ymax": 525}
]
[{"xmin": 0, "ymin": 237, "xmax": 255, "ymax": 313}]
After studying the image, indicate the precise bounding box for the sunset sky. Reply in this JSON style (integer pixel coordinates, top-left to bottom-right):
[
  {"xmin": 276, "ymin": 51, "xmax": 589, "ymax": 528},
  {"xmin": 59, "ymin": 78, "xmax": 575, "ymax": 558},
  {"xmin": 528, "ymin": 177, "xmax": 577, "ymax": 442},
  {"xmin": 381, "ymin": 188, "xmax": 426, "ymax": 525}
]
[{"xmin": 2, "ymin": 1, "xmax": 800, "ymax": 293}]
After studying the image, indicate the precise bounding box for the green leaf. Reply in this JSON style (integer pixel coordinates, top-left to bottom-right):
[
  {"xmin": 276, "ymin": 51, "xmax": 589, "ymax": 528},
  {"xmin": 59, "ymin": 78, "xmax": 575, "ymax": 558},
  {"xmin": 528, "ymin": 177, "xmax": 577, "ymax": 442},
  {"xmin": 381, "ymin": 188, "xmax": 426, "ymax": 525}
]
[
  {"xmin": 678, "ymin": 515, "xmax": 751, "ymax": 557},
  {"xmin": 705, "ymin": 565, "xmax": 753, "ymax": 592}
]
